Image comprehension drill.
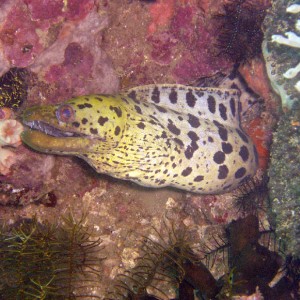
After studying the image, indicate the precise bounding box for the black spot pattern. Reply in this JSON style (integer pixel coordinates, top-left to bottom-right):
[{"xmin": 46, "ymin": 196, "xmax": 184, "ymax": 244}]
[
  {"xmin": 219, "ymin": 103, "xmax": 227, "ymax": 120},
  {"xmin": 235, "ymin": 167, "xmax": 246, "ymax": 178},
  {"xmin": 167, "ymin": 119, "xmax": 181, "ymax": 135},
  {"xmin": 114, "ymin": 126, "xmax": 121, "ymax": 136},
  {"xmin": 110, "ymin": 106, "xmax": 122, "ymax": 117},
  {"xmin": 186, "ymin": 90, "xmax": 197, "ymax": 107},
  {"xmin": 230, "ymin": 97, "xmax": 236, "ymax": 116},
  {"xmin": 222, "ymin": 142, "xmax": 233, "ymax": 154},
  {"xmin": 161, "ymin": 131, "xmax": 167, "ymax": 138},
  {"xmin": 218, "ymin": 165, "xmax": 229, "ymax": 179},
  {"xmin": 134, "ymin": 105, "xmax": 142, "ymax": 114},
  {"xmin": 169, "ymin": 89, "xmax": 178, "ymax": 103},
  {"xmin": 231, "ymin": 83, "xmax": 239, "ymax": 89},
  {"xmin": 194, "ymin": 175, "xmax": 204, "ymax": 182},
  {"xmin": 236, "ymin": 128, "xmax": 249, "ymax": 143},
  {"xmin": 181, "ymin": 167, "xmax": 192, "ymax": 177},
  {"xmin": 151, "ymin": 87, "xmax": 160, "ymax": 103},
  {"xmin": 185, "ymin": 142, "xmax": 199, "ymax": 159},
  {"xmin": 187, "ymin": 131, "xmax": 199, "ymax": 141},
  {"xmin": 72, "ymin": 121, "xmax": 80, "ymax": 128},
  {"xmin": 98, "ymin": 116, "xmax": 108, "ymax": 126},
  {"xmin": 128, "ymin": 91, "xmax": 137, "ymax": 101},
  {"xmin": 95, "ymin": 96, "xmax": 103, "ymax": 102},
  {"xmin": 174, "ymin": 138, "xmax": 184, "ymax": 147},
  {"xmin": 207, "ymin": 95, "xmax": 216, "ymax": 113},
  {"xmin": 77, "ymin": 103, "xmax": 92, "ymax": 109},
  {"xmin": 219, "ymin": 127, "xmax": 228, "ymax": 141},
  {"xmin": 188, "ymin": 114, "xmax": 200, "ymax": 128},
  {"xmin": 195, "ymin": 91, "xmax": 204, "ymax": 97},
  {"xmin": 156, "ymin": 105, "xmax": 167, "ymax": 113},
  {"xmin": 214, "ymin": 121, "xmax": 228, "ymax": 141},
  {"xmin": 208, "ymin": 136, "xmax": 214, "ymax": 143},
  {"xmin": 82, "ymin": 118, "xmax": 88, "ymax": 124},
  {"xmin": 137, "ymin": 122, "xmax": 145, "ymax": 129},
  {"xmin": 90, "ymin": 128, "xmax": 98, "ymax": 134},
  {"xmin": 239, "ymin": 145, "xmax": 249, "ymax": 161},
  {"xmin": 213, "ymin": 151, "xmax": 225, "ymax": 164},
  {"xmin": 121, "ymin": 97, "xmax": 129, "ymax": 104}
]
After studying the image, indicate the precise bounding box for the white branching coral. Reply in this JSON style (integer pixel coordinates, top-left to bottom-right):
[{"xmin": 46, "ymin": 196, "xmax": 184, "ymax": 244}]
[
  {"xmin": 272, "ymin": 31, "xmax": 300, "ymax": 48},
  {"xmin": 271, "ymin": 4, "xmax": 300, "ymax": 92},
  {"xmin": 0, "ymin": 119, "xmax": 23, "ymax": 147},
  {"xmin": 0, "ymin": 107, "xmax": 23, "ymax": 175}
]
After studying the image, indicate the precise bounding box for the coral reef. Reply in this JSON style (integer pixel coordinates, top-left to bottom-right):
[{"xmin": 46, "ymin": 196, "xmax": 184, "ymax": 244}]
[
  {"xmin": 102, "ymin": 0, "xmax": 232, "ymax": 86},
  {"xmin": 263, "ymin": 0, "xmax": 300, "ymax": 110},
  {"xmin": 0, "ymin": 0, "xmax": 119, "ymax": 104},
  {"xmin": 0, "ymin": 0, "xmax": 282, "ymax": 298}
]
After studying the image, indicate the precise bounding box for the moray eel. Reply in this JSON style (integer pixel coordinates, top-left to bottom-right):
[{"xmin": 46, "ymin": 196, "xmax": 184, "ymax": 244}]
[{"xmin": 21, "ymin": 84, "xmax": 258, "ymax": 193}]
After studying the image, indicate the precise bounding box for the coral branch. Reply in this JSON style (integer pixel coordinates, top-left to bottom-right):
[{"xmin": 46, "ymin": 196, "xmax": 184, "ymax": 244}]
[{"xmin": 272, "ymin": 32, "xmax": 300, "ymax": 48}]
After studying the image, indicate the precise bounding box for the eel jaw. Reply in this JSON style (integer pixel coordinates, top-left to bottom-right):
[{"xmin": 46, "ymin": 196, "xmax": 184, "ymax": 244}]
[
  {"xmin": 21, "ymin": 120, "xmax": 96, "ymax": 154},
  {"xmin": 22, "ymin": 120, "xmax": 84, "ymax": 138}
]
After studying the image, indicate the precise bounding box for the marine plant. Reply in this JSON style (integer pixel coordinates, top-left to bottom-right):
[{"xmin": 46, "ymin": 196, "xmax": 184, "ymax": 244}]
[
  {"xmin": 0, "ymin": 68, "xmax": 28, "ymax": 110},
  {"xmin": 0, "ymin": 213, "xmax": 104, "ymax": 299},
  {"xmin": 104, "ymin": 212, "xmax": 300, "ymax": 299},
  {"xmin": 104, "ymin": 218, "xmax": 219, "ymax": 300},
  {"xmin": 214, "ymin": 0, "xmax": 269, "ymax": 64},
  {"xmin": 233, "ymin": 175, "xmax": 270, "ymax": 217}
]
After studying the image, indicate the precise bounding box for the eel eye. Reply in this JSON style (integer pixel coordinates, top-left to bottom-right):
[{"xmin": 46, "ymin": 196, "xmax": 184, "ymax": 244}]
[{"xmin": 56, "ymin": 105, "xmax": 75, "ymax": 123}]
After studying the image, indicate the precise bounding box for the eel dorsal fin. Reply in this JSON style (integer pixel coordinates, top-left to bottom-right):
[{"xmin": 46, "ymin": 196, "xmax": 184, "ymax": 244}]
[{"xmin": 121, "ymin": 84, "xmax": 241, "ymax": 128}]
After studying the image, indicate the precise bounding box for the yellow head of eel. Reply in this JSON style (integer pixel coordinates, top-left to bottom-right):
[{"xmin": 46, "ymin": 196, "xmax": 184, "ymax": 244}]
[
  {"xmin": 21, "ymin": 95, "xmax": 126, "ymax": 155},
  {"xmin": 21, "ymin": 85, "xmax": 258, "ymax": 194}
]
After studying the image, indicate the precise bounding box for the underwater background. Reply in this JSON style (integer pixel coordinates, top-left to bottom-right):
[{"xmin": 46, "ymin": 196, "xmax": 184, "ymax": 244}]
[{"xmin": 0, "ymin": 0, "xmax": 299, "ymax": 299}]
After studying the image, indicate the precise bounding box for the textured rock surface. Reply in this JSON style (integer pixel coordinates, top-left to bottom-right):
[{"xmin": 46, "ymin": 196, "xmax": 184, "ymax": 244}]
[
  {"xmin": 263, "ymin": 0, "xmax": 300, "ymax": 259},
  {"xmin": 268, "ymin": 112, "xmax": 300, "ymax": 258},
  {"xmin": 0, "ymin": 0, "xmax": 119, "ymax": 104}
]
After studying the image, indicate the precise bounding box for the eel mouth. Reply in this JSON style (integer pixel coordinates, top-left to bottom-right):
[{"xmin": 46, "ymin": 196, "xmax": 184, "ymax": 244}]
[
  {"xmin": 21, "ymin": 120, "xmax": 96, "ymax": 153},
  {"xmin": 23, "ymin": 120, "xmax": 85, "ymax": 138}
]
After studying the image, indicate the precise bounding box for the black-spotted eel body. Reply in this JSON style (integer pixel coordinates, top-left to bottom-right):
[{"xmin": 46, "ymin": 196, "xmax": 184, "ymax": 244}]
[{"xmin": 21, "ymin": 84, "xmax": 258, "ymax": 193}]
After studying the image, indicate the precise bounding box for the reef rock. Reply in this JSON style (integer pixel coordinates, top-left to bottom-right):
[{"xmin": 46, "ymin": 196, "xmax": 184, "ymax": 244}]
[{"xmin": 0, "ymin": 0, "xmax": 119, "ymax": 104}]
